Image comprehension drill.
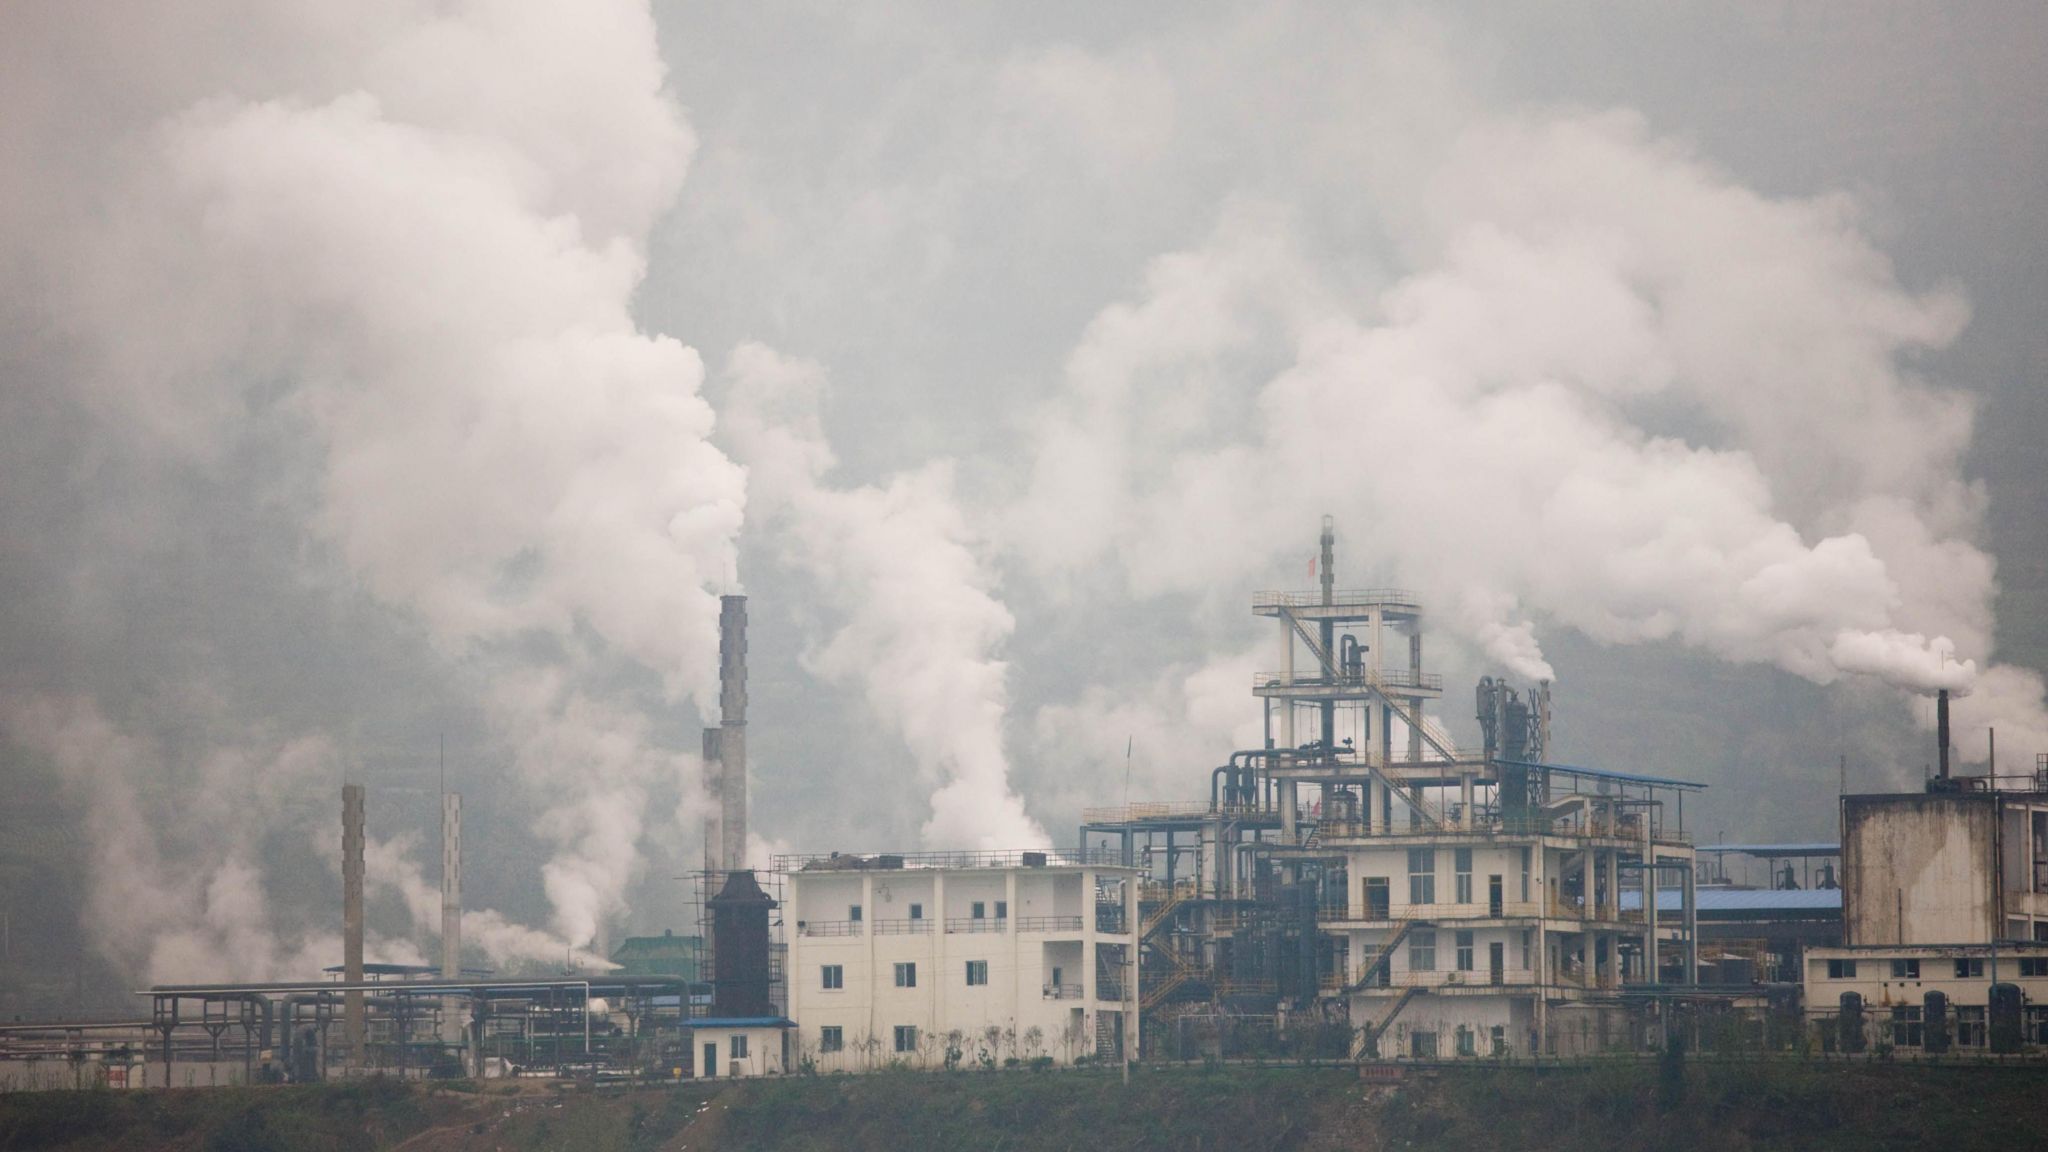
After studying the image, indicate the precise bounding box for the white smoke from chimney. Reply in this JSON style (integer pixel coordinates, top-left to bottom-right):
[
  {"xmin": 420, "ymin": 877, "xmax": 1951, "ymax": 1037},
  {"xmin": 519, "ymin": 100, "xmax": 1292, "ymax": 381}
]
[
  {"xmin": 724, "ymin": 342, "xmax": 1048, "ymax": 848},
  {"xmin": 1006, "ymin": 107, "xmax": 2048, "ymax": 758},
  {"xmin": 1, "ymin": 1, "xmax": 742, "ymax": 961}
]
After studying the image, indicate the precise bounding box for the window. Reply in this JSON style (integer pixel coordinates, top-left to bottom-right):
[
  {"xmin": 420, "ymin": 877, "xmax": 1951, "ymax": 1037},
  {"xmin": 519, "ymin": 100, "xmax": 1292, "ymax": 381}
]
[
  {"xmin": 849, "ymin": 904, "xmax": 862, "ymax": 922},
  {"xmin": 1519, "ymin": 847, "xmax": 1531, "ymax": 902},
  {"xmin": 965, "ymin": 960, "xmax": 988, "ymax": 986},
  {"xmin": 1454, "ymin": 849, "xmax": 1473, "ymax": 904},
  {"xmin": 819, "ymin": 1026, "xmax": 843, "ymax": 1054},
  {"xmin": 1410, "ymin": 1030, "xmax": 1437, "ymax": 1059},
  {"xmin": 894, "ymin": 962, "xmax": 917, "ymax": 988},
  {"xmin": 2018, "ymin": 958, "xmax": 2048, "ymax": 977},
  {"xmin": 730, "ymin": 1035, "xmax": 749, "ymax": 1059},
  {"xmin": 1455, "ymin": 1026, "xmax": 1475, "ymax": 1057},
  {"xmin": 894, "ymin": 1025, "xmax": 918, "ymax": 1053},
  {"xmin": 972, "ymin": 901, "xmax": 986, "ymax": 920},
  {"xmin": 2027, "ymin": 1006, "xmax": 2048, "ymax": 1046},
  {"xmin": 1956, "ymin": 958, "xmax": 1987, "ymax": 979},
  {"xmin": 1407, "ymin": 849, "xmax": 1436, "ymax": 905},
  {"xmin": 1891, "ymin": 1006, "xmax": 1923, "ymax": 1047},
  {"xmin": 821, "ymin": 964, "xmax": 844, "ymax": 990},
  {"xmin": 1891, "ymin": 958, "xmax": 1921, "ymax": 980},
  {"xmin": 996, "ymin": 900, "xmax": 1008, "ymax": 920},
  {"xmin": 1956, "ymin": 1006, "xmax": 1987, "ymax": 1047},
  {"xmin": 909, "ymin": 903, "xmax": 923, "ymax": 921},
  {"xmin": 1456, "ymin": 931, "xmax": 1475, "ymax": 972},
  {"xmin": 1827, "ymin": 959, "xmax": 1857, "ymax": 979},
  {"xmin": 1520, "ymin": 930, "xmax": 1532, "ymax": 972},
  {"xmin": 1490, "ymin": 1025, "xmax": 1506, "ymax": 1056},
  {"xmin": 1410, "ymin": 929, "xmax": 1437, "ymax": 973},
  {"xmin": 1050, "ymin": 966, "xmax": 1063, "ymax": 987}
]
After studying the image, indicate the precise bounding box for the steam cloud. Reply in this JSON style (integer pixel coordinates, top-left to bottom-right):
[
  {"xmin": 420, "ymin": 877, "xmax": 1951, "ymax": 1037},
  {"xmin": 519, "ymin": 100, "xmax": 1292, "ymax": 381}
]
[
  {"xmin": 2, "ymin": 0, "xmax": 739, "ymax": 980},
  {"xmin": 4, "ymin": 3, "xmax": 2046, "ymax": 1002},
  {"xmin": 723, "ymin": 344, "xmax": 1048, "ymax": 849},
  {"xmin": 1007, "ymin": 108, "xmax": 2048, "ymax": 763}
]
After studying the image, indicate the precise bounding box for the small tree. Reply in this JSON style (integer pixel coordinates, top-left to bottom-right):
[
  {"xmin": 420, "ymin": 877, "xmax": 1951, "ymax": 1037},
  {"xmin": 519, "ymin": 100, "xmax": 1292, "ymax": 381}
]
[
  {"xmin": 1022, "ymin": 1026, "xmax": 1044, "ymax": 1061},
  {"xmin": 1059, "ymin": 1015, "xmax": 1087, "ymax": 1064},
  {"xmin": 854, "ymin": 1031, "xmax": 882, "ymax": 1072},
  {"xmin": 943, "ymin": 1029, "xmax": 966, "ymax": 1071}
]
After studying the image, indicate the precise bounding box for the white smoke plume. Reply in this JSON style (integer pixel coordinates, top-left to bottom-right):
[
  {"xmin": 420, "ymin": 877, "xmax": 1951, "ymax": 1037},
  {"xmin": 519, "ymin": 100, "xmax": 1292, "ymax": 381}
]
[
  {"xmin": 1, "ymin": 0, "xmax": 742, "ymax": 974},
  {"xmin": 723, "ymin": 343, "xmax": 1048, "ymax": 848},
  {"xmin": 1008, "ymin": 107, "xmax": 2048, "ymax": 764}
]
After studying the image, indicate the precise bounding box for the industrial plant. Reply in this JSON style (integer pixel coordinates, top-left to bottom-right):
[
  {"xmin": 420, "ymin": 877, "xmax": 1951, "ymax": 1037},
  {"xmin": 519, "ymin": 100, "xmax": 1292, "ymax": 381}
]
[{"xmin": 7, "ymin": 519, "xmax": 2048, "ymax": 1090}]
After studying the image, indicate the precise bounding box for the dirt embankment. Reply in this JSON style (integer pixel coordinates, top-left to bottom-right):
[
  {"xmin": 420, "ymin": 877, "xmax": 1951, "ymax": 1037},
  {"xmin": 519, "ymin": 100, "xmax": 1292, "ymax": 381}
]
[{"xmin": 6, "ymin": 1061, "xmax": 2048, "ymax": 1152}]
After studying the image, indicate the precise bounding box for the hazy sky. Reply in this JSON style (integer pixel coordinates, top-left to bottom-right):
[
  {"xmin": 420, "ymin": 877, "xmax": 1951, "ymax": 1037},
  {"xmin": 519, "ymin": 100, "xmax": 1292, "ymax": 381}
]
[{"xmin": 1, "ymin": 1, "xmax": 2043, "ymax": 1008}]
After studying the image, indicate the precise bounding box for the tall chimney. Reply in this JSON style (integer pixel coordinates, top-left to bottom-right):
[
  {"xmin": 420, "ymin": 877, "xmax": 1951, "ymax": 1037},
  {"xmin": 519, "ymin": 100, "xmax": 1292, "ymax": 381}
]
[
  {"xmin": 1937, "ymin": 688, "xmax": 1951, "ymax": 781},
  {"xmin": 441, "ymin": 792, "xmax": 462, "ymax": 978},
  {"xmin": 440, "ymin": 791, "xmax": 464, "ymax": 1048},
  {"xmin": 718, "ymin": 595, "xmax": 748, "ymax": 870},
  {"xmin": 342, "ymin": 784, "xmax": 366, "ymax": 1057}
]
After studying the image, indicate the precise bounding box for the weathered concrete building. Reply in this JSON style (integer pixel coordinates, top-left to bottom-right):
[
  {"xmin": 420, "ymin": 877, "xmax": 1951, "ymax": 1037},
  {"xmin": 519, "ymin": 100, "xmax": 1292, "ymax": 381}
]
[{"xmin": 783, "ymin": 852, "xmax": 1139, "ymax": 1070}]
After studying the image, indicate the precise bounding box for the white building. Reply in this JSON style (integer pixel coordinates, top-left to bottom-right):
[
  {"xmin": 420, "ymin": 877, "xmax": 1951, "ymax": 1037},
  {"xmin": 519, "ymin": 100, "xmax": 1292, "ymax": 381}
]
[
  {"xmin": 1325, "ymin": 769, "xmax": 1698, "ymax": 1059},
  {"xmin": 782, "ymin": 852, "xmax": 1139, "ymax": 1071}
]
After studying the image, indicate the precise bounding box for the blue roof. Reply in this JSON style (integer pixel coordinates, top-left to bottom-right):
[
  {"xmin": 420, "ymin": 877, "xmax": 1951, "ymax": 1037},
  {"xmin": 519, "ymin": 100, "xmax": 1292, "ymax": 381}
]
[
  {"xmin": 691, "ymin": 1016, "xmax": 795, "ymax": 1029},
  {"xmin": 1698, "ymin": 844, "xmax": 1839, "ymax": 857},
  {"xmin": 1496, "ymin": 759, "xmax": 1706, "ymax": 791},
  {"xmin": 1619, "ymin": 888, "xmax": 1841, "ymax": 914}
]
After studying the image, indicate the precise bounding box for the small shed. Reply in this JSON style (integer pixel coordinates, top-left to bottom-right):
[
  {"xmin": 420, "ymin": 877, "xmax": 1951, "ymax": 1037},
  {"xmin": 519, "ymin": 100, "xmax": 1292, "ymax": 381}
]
[{"xmin": 692, "ymin": 1017, "xmax": 794, "ymax": 1078}]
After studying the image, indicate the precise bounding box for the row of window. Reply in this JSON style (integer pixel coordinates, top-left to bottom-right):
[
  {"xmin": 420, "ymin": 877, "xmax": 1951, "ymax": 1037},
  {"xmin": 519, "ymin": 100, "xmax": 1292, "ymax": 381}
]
[
  {"xmin": 829, "ymin": 901, "xmax": 1011, "ymax": 923},
  {"xmin": 821, "ymin": 960, "xmax": 997, "ymax": 990},
  {"xmin": 1405, "ymin": 929, "xmax": 1534, "ymax": 973},
  {"xmin": 1825, "ymin": 957, "xmax": 2048, "ymax": 980},
  {"xmin": 1409, "ymin": 1024, "xmax": 1506, "ymax": 1058},
  {"xmin": 813, "ymin": 1026, "xmax": 918, "ymax": 1054},
  {"xmin": 1403, "ymin": 848, "xmax": 1533, "ymax": 906}
]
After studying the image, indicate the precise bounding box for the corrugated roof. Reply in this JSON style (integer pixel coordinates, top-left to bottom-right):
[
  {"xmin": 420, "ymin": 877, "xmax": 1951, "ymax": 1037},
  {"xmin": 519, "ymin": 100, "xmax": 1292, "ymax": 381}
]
[
  {"xmin": 1619, "ymin": 887, "xmax": 1841, "ymax": 914},
  {"xmin": 1697, "ymin": 844, "xmax": 1840, "ymax": 857},
  {"xmin": 1495, "ymin": 759, "xmax": 1706, "ymax": 791}
]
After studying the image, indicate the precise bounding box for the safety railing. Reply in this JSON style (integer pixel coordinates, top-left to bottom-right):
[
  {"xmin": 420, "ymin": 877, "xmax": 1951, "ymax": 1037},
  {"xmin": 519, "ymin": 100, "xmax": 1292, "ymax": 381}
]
[
  {"xmin": 1329, "ymin": 901, "xmax": 1545, "ymax": 923},
  {"xmin": 872, "ymin": 919, "xmax": 933, "ymax": 936},
  {"xmin": 776, "ymin": 847, "xmax": 1123, "ymax": 872},
  {"xmin": 1042, "ymin": 983, "xmax": 1083, "ymax": 1000},
  {"xmin": 1252, "ymin": 589, "xmax": 1421, "ymax": 610},
  {"xmin": 1371, "ymin": 969, "xmax": 1541, "ymax": 989},
  {"xmin": 797, "ymin": 920, "xmax": 863, "ymax": 938},
  {"xmin": 1253, "ymin": 670, "xmax": 1444, "ymax": 692},
  {"xmin": 944, "ymin": 917, "xmax": 1006, "ymax": 934},
  {"xmin": 1016, "ymin": 916, "xmax": 1083, "ymax": 933}
]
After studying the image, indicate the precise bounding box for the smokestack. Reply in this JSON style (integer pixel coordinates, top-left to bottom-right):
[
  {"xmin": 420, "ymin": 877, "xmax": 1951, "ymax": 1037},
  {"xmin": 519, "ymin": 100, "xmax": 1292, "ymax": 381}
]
[
  {"xmin": 342, "ymin": 783, "xmax": 366, "ymax": 1057},
  {"xmin": 704, "ymin": 595, "xmax": 749, "ymax": 874},
  {"xmin": 441, "ymin": 790, "xmax": 464, "ymax": 1048},
  {"xmin": 441, "ymin": 792, "xmax": 461, "ymax": 977},
  {"xmin": 1937, "ymin": 688, "xmax": 1951, "ymax": 781}
]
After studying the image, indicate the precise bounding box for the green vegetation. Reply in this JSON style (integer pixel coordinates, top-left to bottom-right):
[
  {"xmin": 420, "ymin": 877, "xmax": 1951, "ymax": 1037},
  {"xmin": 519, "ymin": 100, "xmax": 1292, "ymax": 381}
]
[{"xmin": 5, "ymin": 1061, "xmax": 2048, "ymax": 1151}]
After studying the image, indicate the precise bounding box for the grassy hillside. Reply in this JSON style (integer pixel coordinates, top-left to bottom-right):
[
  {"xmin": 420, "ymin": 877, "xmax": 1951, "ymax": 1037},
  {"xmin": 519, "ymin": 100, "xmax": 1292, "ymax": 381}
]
[{"xmin": 5, "ymin": 1061, "xmax": 2048, "ymax": 1152}]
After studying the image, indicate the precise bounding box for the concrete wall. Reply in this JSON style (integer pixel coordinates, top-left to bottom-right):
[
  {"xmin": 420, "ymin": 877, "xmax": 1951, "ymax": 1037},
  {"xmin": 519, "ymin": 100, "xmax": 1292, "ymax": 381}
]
[{"xmin": 1844, "ymin": 795, "xmax": 1998, "ymax": 946}]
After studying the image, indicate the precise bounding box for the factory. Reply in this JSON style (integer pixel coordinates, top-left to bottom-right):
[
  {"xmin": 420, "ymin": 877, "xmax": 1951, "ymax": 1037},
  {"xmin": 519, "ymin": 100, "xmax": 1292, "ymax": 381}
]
[
  {"xmin": 1081, "ymin": 518, "xmax": 1704, "ymax": 1059},
  {"xmin": 1800, "ymin": 688, "xmax": 2048, "ymax": 1053},
  {"xmin": 13, "ymin": 519, "xmax": 2048, "ymax": 1091}
]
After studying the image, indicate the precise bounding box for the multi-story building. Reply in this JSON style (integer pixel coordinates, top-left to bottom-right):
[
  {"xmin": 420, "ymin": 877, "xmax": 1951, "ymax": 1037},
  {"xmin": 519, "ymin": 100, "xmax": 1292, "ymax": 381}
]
[{"xmin": 781, "ymin": 851, "xmax": 1139, "ymax": 1070}]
